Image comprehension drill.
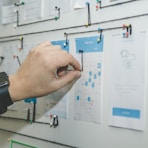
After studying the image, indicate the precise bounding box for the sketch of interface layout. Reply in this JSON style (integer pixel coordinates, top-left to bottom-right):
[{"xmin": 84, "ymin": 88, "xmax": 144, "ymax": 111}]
[
  {"xmin": 108, "ymin": 31, "xmax": 147, "ymax": 130},
  {"xmin": 74, "ymin": 36, "xmax": 104, "ymax": 123}
]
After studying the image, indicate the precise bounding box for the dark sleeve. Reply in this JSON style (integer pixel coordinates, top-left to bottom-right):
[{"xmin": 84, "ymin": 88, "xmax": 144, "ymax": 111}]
[
  {"xmin": 0, "ymin": 103, "xmax": 7, "ymax": 114},
  {"xmin": 0, "ymin": 86, "xmax": 13, "ymax": 114}
]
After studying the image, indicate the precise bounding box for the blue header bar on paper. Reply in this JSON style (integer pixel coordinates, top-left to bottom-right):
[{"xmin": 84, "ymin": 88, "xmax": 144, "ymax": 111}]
[
  {"xmin": 51, "ymin": 40, "xmax": 69, "ymax": 52},
  {"xmin": 75, "ymin": 36, "xmax": 103, "ymax": 53}
]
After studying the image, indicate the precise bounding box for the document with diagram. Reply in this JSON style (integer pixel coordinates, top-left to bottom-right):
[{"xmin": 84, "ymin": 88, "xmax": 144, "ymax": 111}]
[
  {"xmin": 74, "ymin": 36, "xmax": 104, "ymax": 123},
  {"xmin": 108, "ymin": 30, "xmax": 148, "ymax": 130}
]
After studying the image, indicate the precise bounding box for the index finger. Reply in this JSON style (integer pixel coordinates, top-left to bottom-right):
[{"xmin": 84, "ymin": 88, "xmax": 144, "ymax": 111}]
[
  {"xmin": 37, "ymin": 41, "xmax": 52, "ymax": 48},
  {"xmin": 64, "ymin": 54, "xmax": 81, "ymax": 71}
]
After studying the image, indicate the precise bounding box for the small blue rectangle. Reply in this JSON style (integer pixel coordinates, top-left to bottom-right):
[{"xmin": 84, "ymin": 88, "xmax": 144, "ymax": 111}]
[
  {"xmin": 75, "ymin": 36, "xmax": 103, "ymax": 53},
  {"xmin": 51, "ymin": 40, "xmax": 69, "ymax": 52},
  {"xmin": 113, "ymin": 107, "xmax": 140, "ymax": 119},
  {"xmin": 24, "ymin": 98, "xmax": 37, "ymax": 103}
]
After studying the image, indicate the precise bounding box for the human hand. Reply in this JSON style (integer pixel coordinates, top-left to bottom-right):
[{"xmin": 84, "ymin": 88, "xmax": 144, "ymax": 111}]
[{"xmin": 8, "ymin": 41, "xmax": 81, "ymax": 102}]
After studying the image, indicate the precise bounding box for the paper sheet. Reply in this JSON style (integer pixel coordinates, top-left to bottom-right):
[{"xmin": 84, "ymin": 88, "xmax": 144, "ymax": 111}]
[
  {"xmin": 51, "ymin": 40, "xmax": 69, "ymax": 52},
  {"xmin": 1, "ymin": 5, "xmax": 17, "ymax": 24},
  {"xmin": 1, "ymin": 44, "xmax": 20, "ymax": 75},
  {"xmin": 45, "ymin": 95, "xmax": 68, "ymax": 119},
  {"xmin": 103, "ymin": 0, "xmax": 131, "ymax": 6},
  {"xmin": 48, "ymin": 0, "xmax": 72, "ymax": 16},
  {"xmin": 74, "ymin": 0, "xmax": 96, "ymax": 9},
  {"xmin": 108, "ymin": 31, "xmax": 147, "ymax": 130},
  {"xmin": 0, "ymin": 42, "xmax": 35, "ymax": 111},
  {"xmin": 23, "ymin": 0, "xmax": 43, "ymax": 20},
  {"xmin": 74, "ymin": 36, "xmax": 104, "ymax": 123}
]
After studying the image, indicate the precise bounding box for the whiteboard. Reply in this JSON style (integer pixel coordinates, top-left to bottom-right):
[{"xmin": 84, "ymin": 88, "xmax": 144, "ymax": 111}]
[{"xmin": 0, "ymin": 0, "xmax": 148, "ymax": 148}]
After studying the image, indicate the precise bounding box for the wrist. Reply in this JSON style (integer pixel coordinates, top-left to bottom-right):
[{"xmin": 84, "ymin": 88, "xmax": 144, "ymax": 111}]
[{"xmin": 8, "ymin": 75, "xmax": 24, "ymax": 102}]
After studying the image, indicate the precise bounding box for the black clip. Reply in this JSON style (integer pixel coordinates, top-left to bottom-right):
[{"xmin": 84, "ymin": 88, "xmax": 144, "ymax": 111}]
[
  {"xmin": 97, "ymin": 28, "xmax": 103, "ymax": 43},
  {"xmin": 25, "ymin": 108, "xmax": 30, "ymax": 122},
  {"xmin": 55, "ymin": 6, "xmax": 60, "ymax": 20},
  {"xmin": 19, "ymin": 37, "xmax": 24, "ymax": 50},
  {"xmin": 0, "ymin": 56, "xmax": 4, "ymax": 66},
  {"xmin": 14, "ymin": 1, "xmax": 25, "ymax": 7},
  {"xmin": 85, "ymin": 2, "xmax": 91, "ymax": 27},
  {"xmin": 14, "ymin": 2, "xmax": 25, "ymax": 28},
  {"xmin": 64, "ymin": 32, "xmax": 68, "ymax": 48},
  {"xmin": 13, "ymin": 55, "xmax": 21, "ymax": 66},
  {"xmin": 122, "ymin": 24, "xmax": 132, "ymax": 38},
  {"xmin": 53, "ymin": 115, "xmax": 59, "ymax": 128},
  {"xmin": 32, "ymin": 102, "xmax": 36, "ymax": 123},
  {"xmin": 79, "ymin": 50, "xmax": 84, "ymax": 71}
]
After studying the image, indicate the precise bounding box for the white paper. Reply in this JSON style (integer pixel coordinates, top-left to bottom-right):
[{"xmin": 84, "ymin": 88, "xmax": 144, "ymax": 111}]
[
  {"xmin": 1, "ymin": 5, "xmax": 17, "ymax": 24},
  {"xmin": 48, "ymin": 0, "xmax": 72, "ymax": 16},
  {"xmin": 23, "ymin": 0, "xmax": 43, "ymax": 20},
  {"xmin": 74, "ymin": 36, "xmax": 104, "ymax": 123},
  {"xmin": 1, "ymin": 44, "xmax": 20, "ymax": 75},
  {"xmin": 108, "ymin": 31, "xmax": 147, "ymax": 130},
  {"xmin": 74, "ymin": 0, "xmax": 95, "ymax": 9},
  {"xmin": 103, "ymin": 0, "xmax": 130, "ymax": 6},
  {"xmin": 44, "ymin": 84, "xmax": 71, "ymax": 119},
  {"xmin": 45, "ymin": 95, "xmax": 68, "ymax": 119}
]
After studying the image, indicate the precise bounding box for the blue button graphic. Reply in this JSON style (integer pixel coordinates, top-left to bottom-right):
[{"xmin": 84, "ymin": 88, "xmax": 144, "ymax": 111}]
[{"xmin": 113, "ymin": 107, "xmax": 140, "ymax": 119}]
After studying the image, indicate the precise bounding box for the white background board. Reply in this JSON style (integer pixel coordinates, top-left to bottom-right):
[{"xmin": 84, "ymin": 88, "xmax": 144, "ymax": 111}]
[{"xmin": 0, "ymin": 0, "xmax": 148, "ymax": 148}]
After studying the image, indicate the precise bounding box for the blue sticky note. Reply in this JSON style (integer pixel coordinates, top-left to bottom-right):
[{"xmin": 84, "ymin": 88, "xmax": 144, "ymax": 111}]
[
  {"xmin": 51, "ymin": 40, "xmax": 69, "ymax": 52},
  {"xmin": 75, "ymin": 36, "xmax": 103, "ymax": 53}
]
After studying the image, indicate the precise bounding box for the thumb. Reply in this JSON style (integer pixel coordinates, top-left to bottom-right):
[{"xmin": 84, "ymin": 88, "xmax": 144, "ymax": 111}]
[{"xmin": 53, "ymin": 71, "xmax": 81, "ymax": 90}]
